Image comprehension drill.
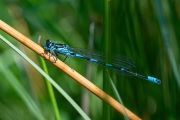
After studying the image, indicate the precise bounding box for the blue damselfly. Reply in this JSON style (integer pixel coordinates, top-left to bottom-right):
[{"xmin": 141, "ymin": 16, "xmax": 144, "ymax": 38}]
[{"xmin": 44, "ymin": 39, "xmax": 161, "ymax": 84}]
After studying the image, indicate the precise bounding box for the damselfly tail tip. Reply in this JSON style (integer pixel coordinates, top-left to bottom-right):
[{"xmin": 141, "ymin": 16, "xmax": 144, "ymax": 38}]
[
  {"xmin": 147, "ymin": 76, "xmax": 161, "ymax": 85},
  {"xmin": 156, "ymin": 79, "xmax": 161, "ymax": 85}
]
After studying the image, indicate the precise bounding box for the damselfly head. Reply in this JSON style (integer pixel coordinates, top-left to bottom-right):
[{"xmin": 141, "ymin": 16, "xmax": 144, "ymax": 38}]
[{"xmin": 44, "ymin": 39, "xmax": 53, "ymax": 50}]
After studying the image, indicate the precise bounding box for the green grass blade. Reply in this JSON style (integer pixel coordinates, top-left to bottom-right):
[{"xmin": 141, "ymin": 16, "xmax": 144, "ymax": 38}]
[
  {"xmin": 103, "ymin": 0, "xmax": 111, "ymax": 119},
  {"xmin": 153, "ymin": 0, "xmax": 180, "ymax": 88},
  {"xmin": 40, "ymin": 57, "xmax": 61, "ymax": 120},
  {"xmin": 106, "ymin": 71, "xmax": 129, "ymax": 120}
]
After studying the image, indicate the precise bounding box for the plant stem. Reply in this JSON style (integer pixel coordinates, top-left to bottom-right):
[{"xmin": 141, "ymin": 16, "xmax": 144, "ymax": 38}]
[{"xmin": 103, "ymin": 0, "xmax": 111, "ymax": 119}]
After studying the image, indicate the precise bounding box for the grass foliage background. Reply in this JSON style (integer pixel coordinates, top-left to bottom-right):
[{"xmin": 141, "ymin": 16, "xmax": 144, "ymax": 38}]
[{"xmin": 0, "ymin": 0, "xmax": 180, "ymax": 120}]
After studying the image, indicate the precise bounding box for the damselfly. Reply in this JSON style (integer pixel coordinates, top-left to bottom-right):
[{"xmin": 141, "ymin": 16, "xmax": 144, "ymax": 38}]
[{"xmin": 44, "ymin": 39, "xmax": 161, "ymax": 84}]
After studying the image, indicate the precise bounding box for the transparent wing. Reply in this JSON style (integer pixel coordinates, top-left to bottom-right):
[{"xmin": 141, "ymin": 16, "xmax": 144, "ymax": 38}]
[{"xmin": 69, "ymin": 47, "xmax": 137, "ymax": 76}]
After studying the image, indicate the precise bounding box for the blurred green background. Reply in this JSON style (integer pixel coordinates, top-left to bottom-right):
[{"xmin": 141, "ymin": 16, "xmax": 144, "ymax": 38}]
[{"xmin": 0, "ymin": 0, "xmax": 180, "ymax": 120}]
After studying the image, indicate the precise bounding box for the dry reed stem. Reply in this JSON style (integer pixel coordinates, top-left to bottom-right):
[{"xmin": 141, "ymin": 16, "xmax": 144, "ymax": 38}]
[{"xmin": 0, "ymin": 20, "xmax": 141, "ymax": 120}]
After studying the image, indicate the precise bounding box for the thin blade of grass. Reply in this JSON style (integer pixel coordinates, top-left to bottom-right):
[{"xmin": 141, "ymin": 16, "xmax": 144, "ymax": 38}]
[
  {"xmin": 103, "ymin": 0, "xmax": 111, "ymax": 119},
  {"xmin": 153, "ymin": 0, "xmax": 180, "ymax": 88},
  {"xmin": 40, "ymin": 57, "xmax": 61, "ymax": 120}
]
